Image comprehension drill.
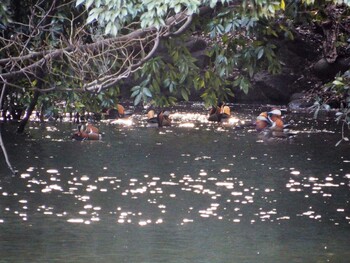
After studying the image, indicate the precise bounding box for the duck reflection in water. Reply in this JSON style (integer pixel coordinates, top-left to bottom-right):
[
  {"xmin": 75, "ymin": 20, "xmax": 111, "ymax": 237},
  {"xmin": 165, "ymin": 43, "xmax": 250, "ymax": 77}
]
[
  {"xmin": 146, "ymin": 110, "xmax": 172, "ymax": 128},
  {"xmin": 72, "ymin": 121, "xmax": 101, "ymax": 141}
]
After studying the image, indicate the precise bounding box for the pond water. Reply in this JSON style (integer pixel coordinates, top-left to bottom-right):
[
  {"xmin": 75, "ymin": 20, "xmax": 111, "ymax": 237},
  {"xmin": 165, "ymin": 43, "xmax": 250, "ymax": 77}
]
[{"xmin": 0, "ymin": 104, "xmax": 349, "ymax": 263}]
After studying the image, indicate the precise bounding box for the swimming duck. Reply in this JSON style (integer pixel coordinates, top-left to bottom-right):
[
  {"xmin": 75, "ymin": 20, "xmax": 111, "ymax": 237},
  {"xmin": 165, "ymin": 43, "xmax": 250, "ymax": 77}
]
[
  {"xmin": 220, "ymin": 105, "xmax": 231, "ymax": 122},
  {"xmin": 256, "ymin": 109, "xmax": 294, "ymax": 138},
  {"xmin": 71, "ymin": 123, "xmax": 101, "ymax": 141},
  {"xmin": 208, "ymin": 104, "xmax": 222, "ymax": 122},
  {"xmin": 268, "ymin": 109, "xmax": 284, "ymax": 132},
  {"xmin": 208, "ymin": 102, "xmax": 231, "ymax": 123},
  {"xmin": 158, "ymin": 110, "xmax": 171, "ymax": 127},
  {"xmin": 255, "ymin": 111, "xmax": 271, "ymax": 132},
  {"xmin": 146, "ymin": 110, "xmax": 172, "ymax": 127},
  {"xmin": 146, "ymin": 110, "xmax": 159, "ymax": 127},
  {"xmin": 105, "ymin": 104, "xmax": 126, "ymax": 119}
]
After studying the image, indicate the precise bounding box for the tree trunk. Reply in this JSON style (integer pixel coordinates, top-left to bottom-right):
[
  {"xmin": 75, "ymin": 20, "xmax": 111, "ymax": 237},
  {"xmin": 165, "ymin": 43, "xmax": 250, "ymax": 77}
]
[
  {"xmin": 322, "ymin": 5, "xmax": 339, "ymax": 64},
  {"xmin": 17, "ymin": 90, "xmax": 40, "ymax": 134}
]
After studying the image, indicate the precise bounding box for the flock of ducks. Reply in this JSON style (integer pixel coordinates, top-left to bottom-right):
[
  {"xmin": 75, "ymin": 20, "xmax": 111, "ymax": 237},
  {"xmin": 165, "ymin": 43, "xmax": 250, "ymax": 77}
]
[{"xmin": 72, "ymin": 103, "xmax": 291, "ymax": 141}]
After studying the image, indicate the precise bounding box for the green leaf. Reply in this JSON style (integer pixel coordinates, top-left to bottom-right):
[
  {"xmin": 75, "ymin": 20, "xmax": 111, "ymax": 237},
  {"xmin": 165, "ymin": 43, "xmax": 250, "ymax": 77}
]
[
  {"xmin": 131, "ymin": 85, "xmax": 141, "ymax": 92},
  {"xmin": 105, "ymin": 22, "xmax": 112, "ymax": 35},
  {"xmin": 131, "ymin": 89, "xmax": 140, "ymax": 98},
  {"xmin": 87, "ymin": 8, "xmax": 101, "ymax": 24},
  {"xmin": 134, "ymin": 93, "xmax": 143, "ymax": 105},
  {"xmin": 257, "ymin": 48, "xmax": 264, "ymax": 60},
  {"xmin": 76, "ymin": 0, "xmax": 85, "ymax": 7},
  {"xmin": 143, "ymin": 87, "xmax": 153, "ymax": 97},
  {"xmin": 181, "ymin": 89, "xmax": 189, "ymax": 101},
  {"xmin": 85, "ymin": 0, "xmax": 94, "ymax": 9},
  {"xmin": 322, "ymin": 104, "xmax": 331, "ymax": 111},
  {"xmin": 333, "ymin": 80, "xmax": 344, "ymax": 86},
  {"xmin": 280, "ymin": 0, "xmax": 285, "ymax": 10},
  {"xmin": 174, "ymin": 4, "xmax": 181, "ymax": 13}
]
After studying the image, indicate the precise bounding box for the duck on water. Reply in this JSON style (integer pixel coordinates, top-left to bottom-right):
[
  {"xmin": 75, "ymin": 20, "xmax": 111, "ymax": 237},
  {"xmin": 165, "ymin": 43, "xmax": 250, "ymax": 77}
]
[
  {"xmin": 255, "ymin": 108, "xmax": 294, "ymax": 138},
  {"xmin": 208, "ymin": 102, "xmax": 231, "ymax": 123},
  {"xmin": 71, "ymin": 105, "xmax": 293, "ymax": 140},
  {"xmin": 71, "ymin": 121, "xmax": 102, "ymax": 141},
  {"xmin": 146, "ymin": 110, "xmax": 172, "ymax": 128}
]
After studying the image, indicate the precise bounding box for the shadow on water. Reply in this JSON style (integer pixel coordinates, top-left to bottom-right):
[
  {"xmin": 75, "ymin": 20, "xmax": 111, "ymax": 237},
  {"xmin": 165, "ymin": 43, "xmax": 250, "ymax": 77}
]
[{"xmin": 0, "ymin": 104, "xmax": 349, "ymax": 263}]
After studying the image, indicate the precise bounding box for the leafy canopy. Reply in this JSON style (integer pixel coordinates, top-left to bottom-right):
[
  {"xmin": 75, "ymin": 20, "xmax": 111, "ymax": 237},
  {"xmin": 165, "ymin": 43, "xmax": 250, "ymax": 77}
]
[
  {"xmin": 1, "ymin": 0, "xmax": 350, "ymax": 112},
  {"xmin": 71, "ymin": 0, "xmax": 288, "ymax": 106}
]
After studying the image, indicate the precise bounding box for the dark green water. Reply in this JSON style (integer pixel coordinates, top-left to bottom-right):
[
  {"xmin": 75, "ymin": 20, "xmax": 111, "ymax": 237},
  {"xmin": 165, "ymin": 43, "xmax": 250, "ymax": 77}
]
[{"xmin": 0, "ymin": 105, "xmax": 349, "ymax": 263}]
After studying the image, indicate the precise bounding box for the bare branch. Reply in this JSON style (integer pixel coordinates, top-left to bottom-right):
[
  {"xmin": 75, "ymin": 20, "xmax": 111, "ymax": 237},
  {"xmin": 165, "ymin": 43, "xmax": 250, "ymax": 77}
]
[
  {"xmin": 0, "ymin": 4, "xmax": 214, "ymax": 93},
  {"xmin": 0, "ymin": 82, "xmax": 17, "ymax": 175}
]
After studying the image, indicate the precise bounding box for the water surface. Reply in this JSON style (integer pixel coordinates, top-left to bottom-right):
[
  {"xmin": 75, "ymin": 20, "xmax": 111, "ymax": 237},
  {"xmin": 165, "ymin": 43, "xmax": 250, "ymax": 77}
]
[{"xmin": 0, "ymin": 104, "xmax": 349, "ymax": 263}]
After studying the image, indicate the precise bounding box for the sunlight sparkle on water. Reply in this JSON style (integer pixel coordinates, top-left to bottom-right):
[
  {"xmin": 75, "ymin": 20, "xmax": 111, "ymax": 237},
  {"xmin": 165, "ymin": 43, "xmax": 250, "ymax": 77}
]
[
  {"xmin": 67, "ymin": 218, "xmax": 84, "ymax": 223},
  {"xmin": 308, "ymin": 177, "xmax": 318, "ymax": 182},
  {"xmin": 81, "ymin": 175, "xmax": 89, "ymax": 181},
  {"xmin": 178, "ymin": 123, "xmax": 195, "ymax": 128},
  {"xmin": 110, "ymin": 118, "xmax": 133, "ymax": 126},
  {"xmin": 155, "ymin": 219, "xmax": 163, "ymax": 224},
  {"xmin": 86, "ymin": 185, "xmax": 98, "ymax": 192},
  {"xmin": 171, "ymin": 112, "xmax": 208, "ymax": 123},
  {"xmin": 46, "ymin": 126, "xmax": 58, "ymax": 132},
  {"xmin": 216, "ymin": 182, "xmax": 234, "ymax": 189},
  {"xmin": 1, "ymin": 113, "xmax": 348, "ymax": 240},
  {"xmin": 228, "ymin": 117, "xmax": 240, "ymax": 125},
  {"xmin": 42, "ymin": 184, "xmax": 63, "ymax": 192},
  {"xmin": 46, "ymin": 169, "xmax": 59, "ymax": 174},
  {"xmin": 138, "ymin": 220, "xmax": 152, "ymax": 226},
  {"xmin": 21, "ymin": 173, "xmax": 30, "ymax": 178}
]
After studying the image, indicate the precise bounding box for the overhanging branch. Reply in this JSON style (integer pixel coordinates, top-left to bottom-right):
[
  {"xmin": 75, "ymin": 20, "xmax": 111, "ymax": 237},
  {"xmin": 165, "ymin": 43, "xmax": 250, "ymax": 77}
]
[{"xmin": 0, "ymin": 5, "xmax": 214, "ymax": 92}]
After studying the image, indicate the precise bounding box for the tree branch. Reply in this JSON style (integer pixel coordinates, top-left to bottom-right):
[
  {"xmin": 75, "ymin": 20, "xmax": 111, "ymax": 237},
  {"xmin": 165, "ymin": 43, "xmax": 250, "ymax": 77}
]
[
  {"xmin": 0, "ymin": 5, "xmax": 214, "ymax": 92},
  {"xmin": 0, "ymin": 82, "xmax": 17, "ymax": 176}
]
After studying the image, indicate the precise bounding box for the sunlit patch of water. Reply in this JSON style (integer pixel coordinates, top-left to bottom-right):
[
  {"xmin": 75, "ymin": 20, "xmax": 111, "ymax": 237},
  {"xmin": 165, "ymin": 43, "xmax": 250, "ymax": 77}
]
[
  {"xmin": 134, "ymin": 111, "xmax": 248, "ymax": 129},
  {"xmin": 178, "ymin": 123, "xmax": 196, "ymax": 128},
  {"xmin": 67, "ymin": 218, "xmax": 85, "ymax": 223},
  {"xmin": 86, "ymin": 185, "xmax": 98, "ymax": 192},
  {"xmin": 297, "ymin": 210, "xmax": 322, "ymax": 220},
  {"xmin": 170, "ymin": 112, "xmax": 208, "ymax": 124},
  {"xmin": 45, "ymin": 126, "xmax": 58, "ymax": 132},
  {"xmin": 216, "ymin": 182, "xmax": 234, "ymax": 189},
  {"xmin": 46, "ymin": 169, "xmax": 59, "ymax": 174},
  {"xmin": 20, "ymin": 173, "xmax": 31, "ymax": 178},
  {"xmin": 109, "ymin": 118, "xmax": 133, "ymax": 126},
  {"xmin": 290, "ymin": 170, "xmax": 300, "ymax": 175},
  {"xmin": 1, "ymin": 110, "xmax": 348, "ymax": 235},
  {"xmin": 42, "ymin": 184, "xmax": 63, "ymax": 192},
  {"xmin": 181, "ymin": 218, "xmax": 194, "ymax": 225},
  {"xmin": 78, "ymin": 175, "xmax": 89, "ymax": 181},
  {"xmin": 138, "ymin": 219, "xmax": 152, "ymax": 226}
]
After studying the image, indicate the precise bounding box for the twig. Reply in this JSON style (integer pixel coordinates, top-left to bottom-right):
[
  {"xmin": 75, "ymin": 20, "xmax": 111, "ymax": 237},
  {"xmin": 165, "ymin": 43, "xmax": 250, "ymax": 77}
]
[{"xmin": 0, "ymin": 81, "xmax": 17, "ymax": 176}]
